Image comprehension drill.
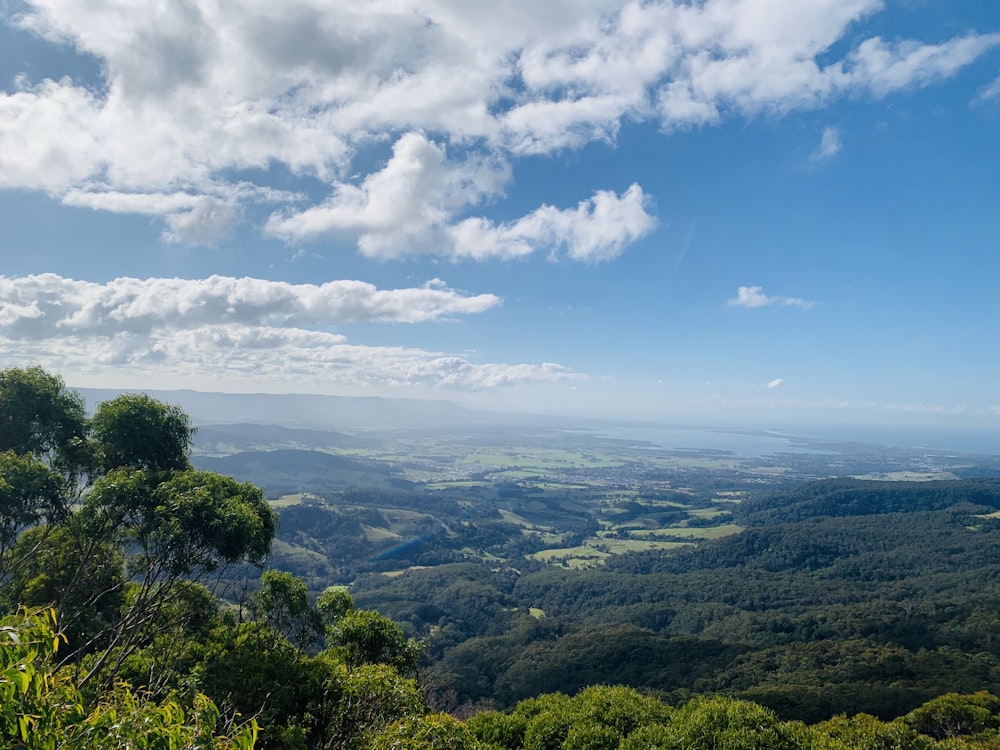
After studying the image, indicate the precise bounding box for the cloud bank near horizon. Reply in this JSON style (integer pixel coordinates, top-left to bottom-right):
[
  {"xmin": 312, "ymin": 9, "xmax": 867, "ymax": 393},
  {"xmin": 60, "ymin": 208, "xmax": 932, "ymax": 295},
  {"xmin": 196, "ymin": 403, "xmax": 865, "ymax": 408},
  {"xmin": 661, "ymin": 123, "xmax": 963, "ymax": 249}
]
[{"xmin": 0, "ymin": 274, "xmax": 577, "ymax": 391}]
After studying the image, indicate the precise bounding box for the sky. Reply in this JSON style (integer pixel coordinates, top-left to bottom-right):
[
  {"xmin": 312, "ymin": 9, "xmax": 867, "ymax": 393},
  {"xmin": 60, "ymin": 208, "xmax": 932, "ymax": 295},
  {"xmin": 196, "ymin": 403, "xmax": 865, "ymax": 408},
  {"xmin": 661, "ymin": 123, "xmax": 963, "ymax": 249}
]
[{"xmin": 1, "ymin": 0, "xmax": 999, "ymax": 432}]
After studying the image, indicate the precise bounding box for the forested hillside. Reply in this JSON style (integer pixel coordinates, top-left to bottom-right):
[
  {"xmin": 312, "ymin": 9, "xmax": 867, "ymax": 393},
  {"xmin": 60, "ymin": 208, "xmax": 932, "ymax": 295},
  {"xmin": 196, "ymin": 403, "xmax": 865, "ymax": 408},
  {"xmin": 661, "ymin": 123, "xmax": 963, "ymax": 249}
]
[
  {"xmin": 351, "ymin": 478, "xmax": 1000, "ymax": 721},
  {"xmin": 6, "ymin": 366, "xmax": 1000, "ymax": 749}
]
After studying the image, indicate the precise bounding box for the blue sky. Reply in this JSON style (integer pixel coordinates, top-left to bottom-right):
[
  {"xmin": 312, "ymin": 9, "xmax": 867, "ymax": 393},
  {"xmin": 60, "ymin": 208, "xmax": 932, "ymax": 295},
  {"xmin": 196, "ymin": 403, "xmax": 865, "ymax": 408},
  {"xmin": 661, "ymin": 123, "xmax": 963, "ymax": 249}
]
[{"xmin": 1, "ymin": 0, "xmax": 999, "ymax": 431}]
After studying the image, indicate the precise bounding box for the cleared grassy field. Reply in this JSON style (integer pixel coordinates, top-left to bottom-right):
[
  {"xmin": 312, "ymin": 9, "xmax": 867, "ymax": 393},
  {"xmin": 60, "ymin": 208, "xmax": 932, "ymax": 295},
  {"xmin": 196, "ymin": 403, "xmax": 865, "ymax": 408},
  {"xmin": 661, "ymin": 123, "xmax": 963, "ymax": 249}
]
[
  {"xmin": 687, "ymin": 507, "xmax": 729, "ymax": 519},
  {"xmin": 650, "ymin": 523, "xmax": 743, "ymax": 540},
  {"xmin": 361, "ymin": 525, "xmax": 402, "ymax": 543},
  {"xmin": 527, "ymin": 545, "xmax": 610, "ymax": 568},
  {"xmin": 270, "ymin": 492, "xmax": 313, "ymax": 507},
  {"xmin": 527, "ymin": 537, "xmax": 694, "ymax": 568}
]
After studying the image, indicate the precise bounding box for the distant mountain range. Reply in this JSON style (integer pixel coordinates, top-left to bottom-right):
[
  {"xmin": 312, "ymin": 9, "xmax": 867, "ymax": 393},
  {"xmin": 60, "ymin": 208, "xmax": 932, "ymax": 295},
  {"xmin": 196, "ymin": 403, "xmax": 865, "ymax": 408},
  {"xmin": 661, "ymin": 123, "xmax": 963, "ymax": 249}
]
[{"xmin": 75, "ymin": 387, "xmax": 532, "ymax": 431}]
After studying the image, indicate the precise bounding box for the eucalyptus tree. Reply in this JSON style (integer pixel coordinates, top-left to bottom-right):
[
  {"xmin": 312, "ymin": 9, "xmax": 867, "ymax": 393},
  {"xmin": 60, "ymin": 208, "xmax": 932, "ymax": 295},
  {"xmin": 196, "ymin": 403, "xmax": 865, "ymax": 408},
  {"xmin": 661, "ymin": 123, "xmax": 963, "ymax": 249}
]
[
  {"xmin": 0, "ymin": 368, "xmax": 89, "ymax": 588},
  {"xmin": 0, "ymin": 366, "xmax": 276, "ymax": 689}
]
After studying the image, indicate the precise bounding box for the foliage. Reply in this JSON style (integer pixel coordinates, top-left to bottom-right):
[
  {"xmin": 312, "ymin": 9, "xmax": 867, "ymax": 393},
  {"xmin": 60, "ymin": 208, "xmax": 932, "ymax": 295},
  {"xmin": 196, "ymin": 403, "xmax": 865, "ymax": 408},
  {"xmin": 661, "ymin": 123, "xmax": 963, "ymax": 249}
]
[
  {"xmin": 813, "ymin": 713, "xmax": 934, "ymax": 750},
  {"xmin": 0, "ymin": 365, "xmax": 88, "ymax": 474},
  {"xmin": 2, "ymin": 523, "xmax": 124, "ymax": 653},
  {"xmin": 663, "ymin": 695, "xmax": 807, "ymax": 749},
  {"xmin": 327, "ymin": 607, "xmax": 422, "ymax": 675},
  {"xmin": 902, "ymin": 692, "xmax": 1000, "ymax": 741},
  {"xmin": 0, "ymin": 452, "xmax": 68, "ymax": 575},
  {"xmin": 317, "ymin": 586, "xmax": 356, "ymax": 623},
  {"xmin": 256, "ymin": 570, "xmax": 323, "ymax": 651},
  {"xmin": 0, "ymin": 367, "xmax": 279, "ymax": 690},
  {"xmin": 91, "ymin": 392, "xmax": 194, "ymax": 473},
  {"xmin": 0, "ymin": 607, "xmax": 257, "ymax": 749},
  {"xmin": 371, "ymin": 713, "xmax": 490, "ymax": 750},
  {"xmin": 318, "ymin": 662, "xmax": 426, "ymax": 749}
]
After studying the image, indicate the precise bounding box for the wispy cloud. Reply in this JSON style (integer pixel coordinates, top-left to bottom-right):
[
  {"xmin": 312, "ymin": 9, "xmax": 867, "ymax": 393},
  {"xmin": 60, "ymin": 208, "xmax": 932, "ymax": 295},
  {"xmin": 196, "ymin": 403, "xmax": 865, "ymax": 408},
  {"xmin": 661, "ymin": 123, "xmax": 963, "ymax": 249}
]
[
  {"xmin": 974, "ymin": 76, "xmax": 1000, "ymax": 104},
  {"xmin": 766, "ymin": 378, "xmax": 785, "ymax": 389},
  {"xmin": 728, "ymin": 286, "xmax": 814, "ymax": 309},
  {"xmin": 811, "ymin": 126, "xmax": 841, "ymax": 161}
]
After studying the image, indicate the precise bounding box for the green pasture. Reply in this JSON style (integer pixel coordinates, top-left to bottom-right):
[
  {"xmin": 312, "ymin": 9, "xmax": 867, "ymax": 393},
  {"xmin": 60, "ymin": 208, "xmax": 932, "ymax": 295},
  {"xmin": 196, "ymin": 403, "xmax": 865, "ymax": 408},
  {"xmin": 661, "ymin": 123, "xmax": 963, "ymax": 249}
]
[
  {"xmin": 527, "ymin": 545, "xmax": 610, "ymax": 568},
  {"xmin": 498, "ymin": 508, "xmax": 551, "ymax": 530},
  {"xmin": 361, "ymin": 524, "xmax": 402, "ymax": 543},
  {"xmin": 687, "ymin": 507, "xmax": 729, "ymax": 519},
  {"xmin": 527, "ymin": 537, "xmax": 694, "ymax": 568},
  {"xmin": 651, "ymin": 523, "xmax": 743, "ymax": 539},
  {"xmin": 270, "ymin": 493, "xmax": 313, "ymax": 507},
  {"xmin": 269, "ymin": 538, "xmax": 331, "ymax": 572}
]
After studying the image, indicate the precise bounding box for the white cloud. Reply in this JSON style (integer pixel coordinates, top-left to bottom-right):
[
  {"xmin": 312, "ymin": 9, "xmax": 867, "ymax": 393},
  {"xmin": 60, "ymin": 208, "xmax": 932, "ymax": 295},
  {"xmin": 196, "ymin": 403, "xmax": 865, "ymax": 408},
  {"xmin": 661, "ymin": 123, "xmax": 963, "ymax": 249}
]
[
  {"xmin": 0, "ymin": 78, "xmax": 103, "ymax": 192},
  {"xmin": 62, "ymin": 190, "xmax": 204, "ymax": 214},
  {"xmin": 1, "ymin": 324, "xmax": 581, "ymax": 392},
  {"xmin": 766, "ymin": 378, "xmax": 784, "ymax": 389},
  {"xmin": 811, "ymin": 126, "xmax": 841, "ymax": 161},
  {"xmin": 728, "ymin": 285, "xmax": 814, "ymax": 309},
  {"xmin": 1, "ymin": 1, "xmax": 995, "ymax": 252},
  {"xmin": 0, "ymin": 273, "xmax": 580, "ymax": 391},
  {"xmin": 446, "ymin": 183, "xmax": 657, "ymax": 262},
  {"xmin": 974, "ymin": 76, "xmax": 1000, "ymax": 104},
  {"xmin": 267, "ymin": 133, "xmax": 655, "ymax": 261},
  {"xmin": 162, "ymin": 198, "xmax": 239, "ymax": 246},
  {"xmin": 844, "ymin": 34, "xmax": 1000, "ymax": 98},
  {"xmin": 0, "ymin": 274, "xmax": 501, "ymax": 337},
  {"xmin": 265, "ymin": 132, "xmax": 512, "ymax": 257}
]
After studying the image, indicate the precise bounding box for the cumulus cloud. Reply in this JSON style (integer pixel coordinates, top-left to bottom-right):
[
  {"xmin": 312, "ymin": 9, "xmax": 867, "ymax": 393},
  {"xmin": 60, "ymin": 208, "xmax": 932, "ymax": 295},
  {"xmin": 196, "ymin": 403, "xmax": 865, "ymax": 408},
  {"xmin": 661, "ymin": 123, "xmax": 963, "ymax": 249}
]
[
  {"xmin": 766, "ymin": 378, "xmax": 784, "ymax": 389},
  {"xmin": 0, "ymin": 273, "xmax": 578, "ymax": 391},
  {"xmin": 1, "ymin": 1, "xmax": 996, "ymax": 253},
  {"xmin": 728, "ymin": 285, "xmax": 814, "ymax": 309},
  {"xmin": 267, "ymin": 133, "xmax": 655, "ymax": 260},
  {"xmin": 0, "ymin": 78, "xmax": 103, "ymax": 192},
  {"xmin": 446, "ymin": 183, "xmax": 656, "ymax": 262},
  {"xmin": 0, "ymin": 274, "xmax": 501, "ymax": 337},
  {"xmin": 265, "ymin": 132, "xmax": 512, "ymax": 257},
  {"xmin": 811, "ymin": 126, "xmax": 841, "ymax": 161}
]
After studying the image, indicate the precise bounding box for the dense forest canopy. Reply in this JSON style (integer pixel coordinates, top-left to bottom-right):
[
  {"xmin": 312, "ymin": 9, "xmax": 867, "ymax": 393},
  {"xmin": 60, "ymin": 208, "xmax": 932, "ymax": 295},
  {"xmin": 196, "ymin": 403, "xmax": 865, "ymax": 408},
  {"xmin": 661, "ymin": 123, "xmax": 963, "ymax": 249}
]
[{"xmin": 5, "ymin": 366, "xmax": 1000, "ymax": 749}]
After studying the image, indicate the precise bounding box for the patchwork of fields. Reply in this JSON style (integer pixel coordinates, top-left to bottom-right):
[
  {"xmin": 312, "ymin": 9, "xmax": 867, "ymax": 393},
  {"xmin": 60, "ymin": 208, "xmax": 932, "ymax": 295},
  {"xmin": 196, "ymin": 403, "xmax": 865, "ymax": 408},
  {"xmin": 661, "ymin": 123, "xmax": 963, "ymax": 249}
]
[{"xmin": 193, "ymin": 421, "xmax": 998, "ymax": 583}]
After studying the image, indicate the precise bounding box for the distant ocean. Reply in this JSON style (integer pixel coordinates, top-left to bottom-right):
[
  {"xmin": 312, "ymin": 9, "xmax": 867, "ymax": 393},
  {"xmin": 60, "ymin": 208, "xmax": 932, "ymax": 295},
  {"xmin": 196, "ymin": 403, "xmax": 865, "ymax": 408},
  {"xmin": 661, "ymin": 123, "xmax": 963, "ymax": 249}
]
[
  {"xmin": 787, "ymin": 425, "xmax": 1000, "ymax": 456},
  {"xmin": 592, "ymin": 424, "xmax": 1000, "ymax": 457},
  {"xmin": 590, "ymin": 426, "xmax": 827, "ymax": 457}
]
